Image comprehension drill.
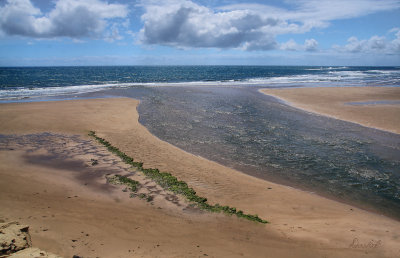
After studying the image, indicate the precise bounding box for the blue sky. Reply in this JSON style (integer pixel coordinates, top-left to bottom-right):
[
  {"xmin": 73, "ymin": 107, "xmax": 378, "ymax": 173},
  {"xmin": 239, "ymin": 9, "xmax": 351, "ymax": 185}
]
[{"xmin": 0, "ymin": 0, "xmax": 399, "ymax": 66}]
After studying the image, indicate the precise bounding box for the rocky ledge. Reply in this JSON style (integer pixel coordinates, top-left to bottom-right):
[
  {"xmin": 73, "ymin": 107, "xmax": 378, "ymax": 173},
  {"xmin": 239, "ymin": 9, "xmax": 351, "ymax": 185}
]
[{"xmin": 0, "ymin": 221, "xmax": 61, "ymax": 258}]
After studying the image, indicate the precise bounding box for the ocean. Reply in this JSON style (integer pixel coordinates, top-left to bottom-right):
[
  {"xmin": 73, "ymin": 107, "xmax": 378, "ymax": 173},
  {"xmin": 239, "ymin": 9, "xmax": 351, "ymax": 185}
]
[
  {"xmin": 1, "ymin": 66, "xmax": 400, "ymax": 101},
  {"xmin": 1, "ymin": 66, "xmax": 399, "ymax": 219}
]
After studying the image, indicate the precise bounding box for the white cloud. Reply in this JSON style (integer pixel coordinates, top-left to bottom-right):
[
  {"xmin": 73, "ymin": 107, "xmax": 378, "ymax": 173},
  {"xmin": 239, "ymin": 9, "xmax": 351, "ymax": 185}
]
[
  {"xmin": 339, "ymin": 36, "xmax": 364, "ymax": 52},
  {"xmin": 219, "ymin": 0, "xmax": 400, "ymax": 31},
  {"xmin": 0, "ymin": 0, "xmax": 128, "ymax": 39},
  {"xmin": 1, "ymin": 0, "xmax": 399, "ymax": 53},
  {"xmin": 304, "ymin": 38, "xmax": 318, "ymax": 51},
  {"xmin": 335, "ymin": 33, "xmax": 400, "ymax": 54},
  {"xmin": 138, "ymin": 0, "xmax": 280, "ymax": 50},
  {"xmin": 104, "ymin": 23, "xmax": 124, "ymax": 43},
  {"xmin": 138, "ymin": 0, "xmax": 399, "ymax": 51},
  {"xmin": 0, "ymin": 0, "xmax": 41, "ymax": 37},
  {"xmin": 280, "ymin": 38, "xmax": 319, "ymax": 51},
  {"xmin": 369, "ymin": 36, "xmax": 387, "ymax": 50},
  {"xmin": 389, "ymin": 28, "xmax": 400, "ymax": 52},
  {"xmin": 286, "ymin": 0, "xmax": 400, "ymax": 22},
  {"xmin": 280, "ymin": 39, "xmax": 299, "ymax": 51}
]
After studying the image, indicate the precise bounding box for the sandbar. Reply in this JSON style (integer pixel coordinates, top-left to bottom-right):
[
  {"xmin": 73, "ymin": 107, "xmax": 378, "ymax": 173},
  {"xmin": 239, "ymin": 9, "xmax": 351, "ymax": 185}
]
[
  {"xmin": 1, "ymin": 98, "xmax": 400, "ymax": 257},
  {"xmin": 260, "ymin": 87, "xmax": 400, "ymax": 134}
]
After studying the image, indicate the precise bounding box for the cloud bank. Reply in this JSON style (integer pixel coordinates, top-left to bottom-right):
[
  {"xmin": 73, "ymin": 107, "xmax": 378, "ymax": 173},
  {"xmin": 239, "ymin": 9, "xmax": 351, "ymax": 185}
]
[
  {"xmin": 138, "ymin": 0, "xmax": 281, "ymax": 50},
  {"xmin": 138, "ymin": 0, "xmax": 400, "ymax": 51},
  {"xmin": 0, "ymin": 0, "xmax": 399, "ymax": 55},
  {"xmin": 334, "ymin": 29, "xmax": 400, "ymax": 54},
  {"xmin": 0, "ymin": 0, "xmax": 128, "ymax": 39}
]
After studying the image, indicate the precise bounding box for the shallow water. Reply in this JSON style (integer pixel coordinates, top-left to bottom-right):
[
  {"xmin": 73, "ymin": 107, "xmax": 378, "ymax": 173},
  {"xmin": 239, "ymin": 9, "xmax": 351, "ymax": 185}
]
[
  {"xmin": 346, "ymin": 100, "xmax": 400, "ymax": 106},
  {"xmin": 1, "ymin": 66, "xmax": 399, "ymax": 219},
  {"xmin": 105, "ymin": 86, "xmax": 400, "ymax": 219}
]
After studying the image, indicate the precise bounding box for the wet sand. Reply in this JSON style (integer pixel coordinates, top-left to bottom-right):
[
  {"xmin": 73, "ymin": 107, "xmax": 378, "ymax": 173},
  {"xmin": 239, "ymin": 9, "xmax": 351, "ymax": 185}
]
[
  {"xmin": 1, "ymin": 98, "xmax": 400, "ymax": 257},
  {"xmin": 260, "ymin": 87, "xmax": 400, "ymax": 134}
]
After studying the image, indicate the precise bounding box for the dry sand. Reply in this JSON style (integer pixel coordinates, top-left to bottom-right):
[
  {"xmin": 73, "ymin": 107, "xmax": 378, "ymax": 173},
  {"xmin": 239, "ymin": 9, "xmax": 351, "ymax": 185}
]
[
  {"xmin": 1, "ymin": 97, "xmax": 400, "ymax": 257},
  {"xmin": 260, "ymin": 87, "xmax": 400, "ymax": 134}
]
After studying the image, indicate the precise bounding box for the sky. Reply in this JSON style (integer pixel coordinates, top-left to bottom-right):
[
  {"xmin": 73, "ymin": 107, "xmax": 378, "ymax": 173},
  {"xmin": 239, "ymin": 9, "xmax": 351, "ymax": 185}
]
[{"xmin": 0, "ymin": 0, "xmax": 399, "ymax": 66}]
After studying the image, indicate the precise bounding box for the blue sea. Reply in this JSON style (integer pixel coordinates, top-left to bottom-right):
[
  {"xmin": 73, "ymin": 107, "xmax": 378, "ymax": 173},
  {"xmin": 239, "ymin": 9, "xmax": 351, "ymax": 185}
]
[
  {"xmin": 1, "ymin": 66, "xmax": 399, "ymax": 100},
  {"xmin": 1, "ymin": 66, "xmax": 400, "ymax": 219}
]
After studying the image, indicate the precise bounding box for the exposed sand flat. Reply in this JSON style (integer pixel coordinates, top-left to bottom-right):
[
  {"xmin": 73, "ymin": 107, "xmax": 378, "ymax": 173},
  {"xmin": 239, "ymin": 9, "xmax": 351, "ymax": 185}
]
[
  {"xmin": 1, "ymin": 98, "xmax": 400, "ymax": 257},
  {"xmin": 260, "ymin": 87, "xmax": 400, "ymax": 134}
]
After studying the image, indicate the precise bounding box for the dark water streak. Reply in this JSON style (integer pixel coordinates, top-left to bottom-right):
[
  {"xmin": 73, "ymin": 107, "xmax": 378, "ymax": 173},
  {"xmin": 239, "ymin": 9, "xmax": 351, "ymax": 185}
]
[
  {"xmin": 1, "ymin": 65, "xmax": 399, "ymax": 219},
  {"xmin": 106, "ymin": 86, "xmax": 400, "ymax": 220}
]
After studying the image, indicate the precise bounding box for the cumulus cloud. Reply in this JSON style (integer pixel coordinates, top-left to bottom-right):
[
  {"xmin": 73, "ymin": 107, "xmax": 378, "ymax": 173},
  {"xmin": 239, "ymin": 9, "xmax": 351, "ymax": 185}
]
[
  {"xmin": 280, "ymin": 38, "xmax": 318, "ymax": 51},
  {"xmin": 389, "ymin": 28, "xmax": 400, "ymax": 52},
  {"xmin": 280, "ymin": 39, "xmax": 299, "ymax": 51},
  {"xmin": 138, "ymin": 0, "xmax": 399, "ymax": 51},
  {"xmin": 2, "ymin": 0, "xmax": 399, "ymax": 53},
  {"xmin": 0, "ymin": 0, "xmax": 128, "ymax": 39},
  {"xmin": 304, "ymin": 38, "xmax": 318, "ymax": 51},
  {"xmin": 335, "ymin": 32, "xmax": 400, "ymax": 54},
  {"xmin": 138, "ymin": 0, "xmax": 281, "ymax": 50}
]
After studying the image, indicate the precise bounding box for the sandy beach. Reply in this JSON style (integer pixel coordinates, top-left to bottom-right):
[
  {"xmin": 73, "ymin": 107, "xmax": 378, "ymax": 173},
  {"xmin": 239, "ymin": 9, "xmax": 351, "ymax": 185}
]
[
  {"xmin": 1, "ymin": 97, "xmax": 400, "ymax": 257},
  {"xmin": 260, "ymin": 87, "xmax": 400, "ymax": 134}
]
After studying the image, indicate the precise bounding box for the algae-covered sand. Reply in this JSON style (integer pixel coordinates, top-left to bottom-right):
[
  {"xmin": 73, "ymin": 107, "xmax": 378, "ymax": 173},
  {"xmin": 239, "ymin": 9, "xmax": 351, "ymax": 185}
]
[{"xmin": 1, "ymin": 98, "xmax": 400, "ymax": 257}]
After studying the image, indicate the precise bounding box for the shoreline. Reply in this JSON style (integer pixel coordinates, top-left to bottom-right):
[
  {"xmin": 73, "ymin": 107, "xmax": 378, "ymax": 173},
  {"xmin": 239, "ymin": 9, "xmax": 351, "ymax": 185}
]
[
  {"xmin": 1, "ymin": 98, "xmax": 400, "ymax": 257},
  {"xmin": 260, "ymin": 86, "xmax": 400, "ymax": 135}
]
